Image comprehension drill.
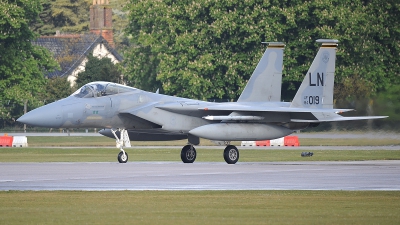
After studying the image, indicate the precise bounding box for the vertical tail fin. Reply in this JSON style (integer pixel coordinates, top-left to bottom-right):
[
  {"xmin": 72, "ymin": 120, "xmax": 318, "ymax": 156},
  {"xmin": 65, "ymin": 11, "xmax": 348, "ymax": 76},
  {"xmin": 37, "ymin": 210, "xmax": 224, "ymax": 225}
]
[
  {"xmin": 290, "ymin": 39, "xmax": 338, "ymax": 109},
  {"xmin": 237, "ymin": 42, "xmax": 285, "ymax": 102}
]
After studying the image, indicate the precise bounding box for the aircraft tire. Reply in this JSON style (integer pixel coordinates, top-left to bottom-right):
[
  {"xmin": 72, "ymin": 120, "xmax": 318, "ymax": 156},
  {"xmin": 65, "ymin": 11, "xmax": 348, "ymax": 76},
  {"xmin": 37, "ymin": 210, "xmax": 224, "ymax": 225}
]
[
  {"xmin": 118, "ymin": 151, "xmax": 128, "ymax": 163},
  {"xmin": 181, "ymin": 145, "xmax": 196, "ymax": 163},
  {"xmin": 223, "ymin": 145, "xmax": 239, "ymax": 164}
]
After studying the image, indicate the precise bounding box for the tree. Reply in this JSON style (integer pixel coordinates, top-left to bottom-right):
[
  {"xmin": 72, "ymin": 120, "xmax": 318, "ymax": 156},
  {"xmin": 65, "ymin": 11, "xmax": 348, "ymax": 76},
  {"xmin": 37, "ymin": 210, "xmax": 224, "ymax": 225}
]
[
  {"xmin": 110, "ymin": 0, "xmax": 130, "ymax": 51},
  {"xmin": 31, "ymin": 0, "xmax": 92, "ymax": 35},
  {"xmin": 75, "ymin": 54, "xmax": 122, "ymax": 88},
  {"xmin": 0, "ymin": 0, "xmax": 59, "ymax": 126},
  {"xmin": 31, "ymin": 0, "xmax": 130, "ymax": 51},
  {"xmin": 42, "ymin": 76, "xmax": 75, "ymax": 103},
  {"xmin": 29, "ymin": 0, "xmax": 54, "ymax": 36},
  {"xmin": 125, "ymin": 0, "xmax": 284, "ymax": 99},
  {"xmin": 280, "ymin": 0, "xmax": 400, "ymax": 99},
  {"xmin": 124, "ymin": 0, "xmax": 399, "ymax": 101},
  {"xmin": 374, "ymin": 85, "xmax": 400, "ymax": 124}
]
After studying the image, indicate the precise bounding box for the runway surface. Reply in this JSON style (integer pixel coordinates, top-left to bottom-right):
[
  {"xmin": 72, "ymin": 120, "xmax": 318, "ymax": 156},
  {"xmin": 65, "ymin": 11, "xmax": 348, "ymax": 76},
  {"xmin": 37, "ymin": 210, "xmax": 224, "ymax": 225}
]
[{"xmin": 1, "ymin": 161, "xmax": 399, "ymax": 191}]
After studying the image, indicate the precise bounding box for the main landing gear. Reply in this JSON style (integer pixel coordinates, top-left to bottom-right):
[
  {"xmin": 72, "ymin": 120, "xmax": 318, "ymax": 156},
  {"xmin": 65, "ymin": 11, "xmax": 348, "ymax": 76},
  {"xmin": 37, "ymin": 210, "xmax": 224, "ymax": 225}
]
[
  {"xmin": 181, "ymin": 145, "xmax": 197, "ymax": 163},
  {"xmin": 111, "ymin": 128, "xmax": 131, "ymax": 163},
  {"xmin": 223, "ymin": 145, "xmax": 239, "ymax": 164},
  {"xmin": 108, "ymin": 129, "xmax": 240, "ymax": 164},
  {"xmin": 179, "ymin": 143, "xmax": 240, "ymax": 164}
]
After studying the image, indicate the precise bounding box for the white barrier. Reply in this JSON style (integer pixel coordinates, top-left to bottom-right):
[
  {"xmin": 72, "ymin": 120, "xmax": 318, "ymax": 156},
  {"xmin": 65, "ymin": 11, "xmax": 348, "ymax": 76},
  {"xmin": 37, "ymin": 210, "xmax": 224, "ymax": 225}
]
[
  {"xmin": 241, "ymin": 136, "xmax": 300, "ymax": 147},
  {"xmin": 12, "ymin": 136, "xmax": 28, "ymax": 147},
  {"xmin": 240, "ymin": 141, "xmax": 256, "ymax": 147},
  {"xmin": 270, "ymin": 137, "xmax": 285, "ymax": 146}
]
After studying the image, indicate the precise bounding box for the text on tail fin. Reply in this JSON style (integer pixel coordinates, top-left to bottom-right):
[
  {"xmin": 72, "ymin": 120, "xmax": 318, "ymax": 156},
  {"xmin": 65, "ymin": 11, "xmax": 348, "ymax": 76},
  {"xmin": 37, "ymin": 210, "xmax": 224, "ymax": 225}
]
[{"xmin": 290, "ymin": 39, "xmax": 338, "ymax": 109}]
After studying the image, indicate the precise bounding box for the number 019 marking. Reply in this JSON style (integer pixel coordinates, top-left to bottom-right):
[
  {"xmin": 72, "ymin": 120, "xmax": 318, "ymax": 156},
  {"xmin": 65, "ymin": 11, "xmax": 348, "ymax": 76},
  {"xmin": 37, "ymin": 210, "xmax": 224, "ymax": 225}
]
[
  {"xmin": 309, "ymin": 96, "xmax": 319, "ymax": 104},
  {"xmin": 303, "ymin": 96, "xmax": 320, "ymax": 105}
]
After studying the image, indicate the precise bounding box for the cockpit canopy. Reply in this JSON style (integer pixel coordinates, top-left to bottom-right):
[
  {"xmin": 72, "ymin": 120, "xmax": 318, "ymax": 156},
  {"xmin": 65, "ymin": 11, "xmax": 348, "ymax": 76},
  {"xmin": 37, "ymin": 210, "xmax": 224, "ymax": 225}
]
[{"xmin": 72, "ymin": 82, "xmax": 136, "ymax": 98}]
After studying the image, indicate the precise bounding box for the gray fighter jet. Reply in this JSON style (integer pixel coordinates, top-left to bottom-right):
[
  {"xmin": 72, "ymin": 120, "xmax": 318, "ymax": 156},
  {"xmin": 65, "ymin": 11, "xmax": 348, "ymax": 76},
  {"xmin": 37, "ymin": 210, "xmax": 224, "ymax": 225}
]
[{"xmin": 17, "ymin": 39, "xmax": 387, "ymax": 164}]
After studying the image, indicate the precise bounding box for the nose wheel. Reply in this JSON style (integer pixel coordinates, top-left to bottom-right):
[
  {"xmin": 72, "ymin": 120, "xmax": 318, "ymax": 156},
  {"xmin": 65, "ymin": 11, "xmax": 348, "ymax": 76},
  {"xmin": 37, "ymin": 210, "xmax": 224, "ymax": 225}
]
[
  {"xmin": 118, "ymin": 151, "xmax": 128, "ymax": 163},
  {"xmin": 111, "ymin": 129, "xmax": 131, "ymax": 163}
]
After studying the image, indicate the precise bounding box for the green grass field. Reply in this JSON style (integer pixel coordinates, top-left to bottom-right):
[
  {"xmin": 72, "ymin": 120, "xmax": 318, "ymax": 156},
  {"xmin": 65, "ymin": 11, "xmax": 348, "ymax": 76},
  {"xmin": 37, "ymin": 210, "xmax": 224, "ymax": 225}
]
[
  {"xmin": 0, "ymin": 148, "xmax": 400, "ymax": 162},
  {"xmin": 1, "ymin": 136, "xmax": 399, "ymax": 224},
  {"xmin": 25, "ymin": 136, "xmax": 400, "ymax": 147},
  {"xmin": 0, "ymin": 191, "xmax": 399, "ymax": 225},
  {"xmin": 0, "ymin": 136, "xmax": 390, "ymax": 162}
]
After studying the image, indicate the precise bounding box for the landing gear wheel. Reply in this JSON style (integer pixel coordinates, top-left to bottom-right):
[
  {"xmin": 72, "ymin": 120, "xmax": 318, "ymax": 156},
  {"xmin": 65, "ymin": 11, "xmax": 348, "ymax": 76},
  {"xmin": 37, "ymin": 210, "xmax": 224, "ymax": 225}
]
[
  {"xmin": 118, "ymin": 151, "xmax": 128, "ymax": 163},
  {"xmin": 223, "ymin": 145, "xmax": 239, "ymax": 164},
  {"xmin": 181, "ymin": 145, "xmax": 196, "ymax": 163}
]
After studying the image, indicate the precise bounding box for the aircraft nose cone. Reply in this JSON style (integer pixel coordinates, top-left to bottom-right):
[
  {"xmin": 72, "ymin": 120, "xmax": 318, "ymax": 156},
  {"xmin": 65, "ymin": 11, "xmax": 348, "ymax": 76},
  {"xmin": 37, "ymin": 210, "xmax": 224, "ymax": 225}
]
[{"xmin": 17, "ymin": 104, "xmax": 63, "ymax": 128}]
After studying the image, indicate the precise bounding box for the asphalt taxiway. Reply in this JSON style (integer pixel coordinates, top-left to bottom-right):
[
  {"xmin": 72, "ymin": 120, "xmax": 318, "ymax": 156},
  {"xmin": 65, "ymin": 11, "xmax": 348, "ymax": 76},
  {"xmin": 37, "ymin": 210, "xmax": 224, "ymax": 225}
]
[
  {"xmin": 1, "ymin": 160, "xmax": 399, "ymax": 191},
  {"xmin": 1, "ymin": 132, "xmax": 398, "ymax": 191}
]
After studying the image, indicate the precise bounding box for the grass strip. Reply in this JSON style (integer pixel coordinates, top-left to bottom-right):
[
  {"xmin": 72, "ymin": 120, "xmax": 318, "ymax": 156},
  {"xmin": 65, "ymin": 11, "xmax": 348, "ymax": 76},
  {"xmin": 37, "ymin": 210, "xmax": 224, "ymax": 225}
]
[
  {"xmin": 0, "ymin": 191, "xmax": 399, "ymax": 225},
  {"xmin": 0, "ymin": 148, "xmax": 399, "ymax": 162},
  {"xmin": 25, "ymin": 136, "xmax": 400, "ymax": 147},
  {"xmin": 300, "ymin": 138, "xmax": 400, "ymax": 146}
]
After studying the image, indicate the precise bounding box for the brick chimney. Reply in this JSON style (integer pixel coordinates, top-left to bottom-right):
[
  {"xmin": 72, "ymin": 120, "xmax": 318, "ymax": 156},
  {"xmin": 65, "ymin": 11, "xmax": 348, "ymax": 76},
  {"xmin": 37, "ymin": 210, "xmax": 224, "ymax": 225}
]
[{"xmin": 90, "ymin": 0, "xmax": 114, "ymax": 47}]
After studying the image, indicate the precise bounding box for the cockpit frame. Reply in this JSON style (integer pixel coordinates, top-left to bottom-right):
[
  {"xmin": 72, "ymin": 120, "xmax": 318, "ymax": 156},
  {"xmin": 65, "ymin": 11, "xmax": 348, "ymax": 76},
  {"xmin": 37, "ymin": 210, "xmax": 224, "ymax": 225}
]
[{"xmin": 72, "ymin": 82, "xmax": 137, "ymax": 98}]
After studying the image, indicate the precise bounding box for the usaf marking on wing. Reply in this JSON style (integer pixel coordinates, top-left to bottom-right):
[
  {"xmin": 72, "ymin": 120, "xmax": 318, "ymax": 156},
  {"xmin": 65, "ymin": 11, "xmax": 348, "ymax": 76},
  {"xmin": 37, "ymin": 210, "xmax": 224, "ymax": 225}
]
[{"xmin": 18, "ymin": 39, "xmax": 387, "ymax": 164}]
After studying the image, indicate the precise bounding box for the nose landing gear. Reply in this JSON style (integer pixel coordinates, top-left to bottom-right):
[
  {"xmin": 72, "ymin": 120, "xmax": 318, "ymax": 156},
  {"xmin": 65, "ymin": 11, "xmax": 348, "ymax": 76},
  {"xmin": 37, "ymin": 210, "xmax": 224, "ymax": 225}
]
[
  {"xmin": 118, "ymin": 151, "xmax": 128, "ymax": 163},
  {"xmin": 111, "ymin": 129, "xmax": 131, "ymax": 163}
]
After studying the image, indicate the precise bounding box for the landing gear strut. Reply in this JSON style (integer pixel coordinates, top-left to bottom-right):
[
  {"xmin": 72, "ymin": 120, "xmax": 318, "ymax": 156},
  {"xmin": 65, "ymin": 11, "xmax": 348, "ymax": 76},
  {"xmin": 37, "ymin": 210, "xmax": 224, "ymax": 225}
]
[
  {"xmin": 111, "ymin": 128, "xmax": 131, "ymax": 163},
  {"xmin": 181, "ymin": 145, "xmax": 196, "ymax": 163}
]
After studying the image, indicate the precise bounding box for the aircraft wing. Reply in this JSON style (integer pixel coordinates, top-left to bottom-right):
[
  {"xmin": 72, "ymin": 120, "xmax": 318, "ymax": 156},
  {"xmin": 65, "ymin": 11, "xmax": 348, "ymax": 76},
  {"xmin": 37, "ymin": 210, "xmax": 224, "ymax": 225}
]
[
  {"xmin": 126, "ymin": 102, "xmax": 383, "ymax": 124},
  {"xmin": 118, "ymin": 102, "xmax": 163, "ymax": 128},
  {"xmin": 197, "ymin": 105, "xmax": 387, "ymax": 122},
  {"xmin": 153, "ymin": 101, "xmax": 352, "ymax": 114},
  {"xmin": 197, "ymin": 104, "xmax": 355, "ymax": 114},
  {"xmin": 119, "ymin": 102, "xmax": 159, "ymax": 114}
]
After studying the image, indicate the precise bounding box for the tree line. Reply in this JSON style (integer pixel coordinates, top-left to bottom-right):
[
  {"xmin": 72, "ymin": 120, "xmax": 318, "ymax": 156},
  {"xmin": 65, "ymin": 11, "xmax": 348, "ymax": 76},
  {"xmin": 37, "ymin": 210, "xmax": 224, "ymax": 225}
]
[
  {"xmin": 1, "ymin": 0, "xmax": 399, "ymax": 129},
  {"xmin": 123, "ymin": 0, "xmax": 399, "ymax": 101}
]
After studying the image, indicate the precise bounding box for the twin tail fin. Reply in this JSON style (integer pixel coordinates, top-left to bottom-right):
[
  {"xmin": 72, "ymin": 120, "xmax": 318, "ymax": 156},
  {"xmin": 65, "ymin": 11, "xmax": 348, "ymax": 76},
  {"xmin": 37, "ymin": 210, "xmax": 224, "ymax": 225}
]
[
  {"xmin": 290, "ymin": 39, "xmax": 338, "ymax": 109},
  {"xmin": 237, "ymin": 42, "xmax": 285, "ymax": 102}
]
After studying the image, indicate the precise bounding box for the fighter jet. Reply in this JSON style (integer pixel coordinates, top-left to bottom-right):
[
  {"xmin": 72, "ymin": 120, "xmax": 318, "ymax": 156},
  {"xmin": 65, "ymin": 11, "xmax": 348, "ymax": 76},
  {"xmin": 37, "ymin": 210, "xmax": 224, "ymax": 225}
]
[{"xmin": 17, "ymin": 39, "xmax": 387, "ymax": 164}]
